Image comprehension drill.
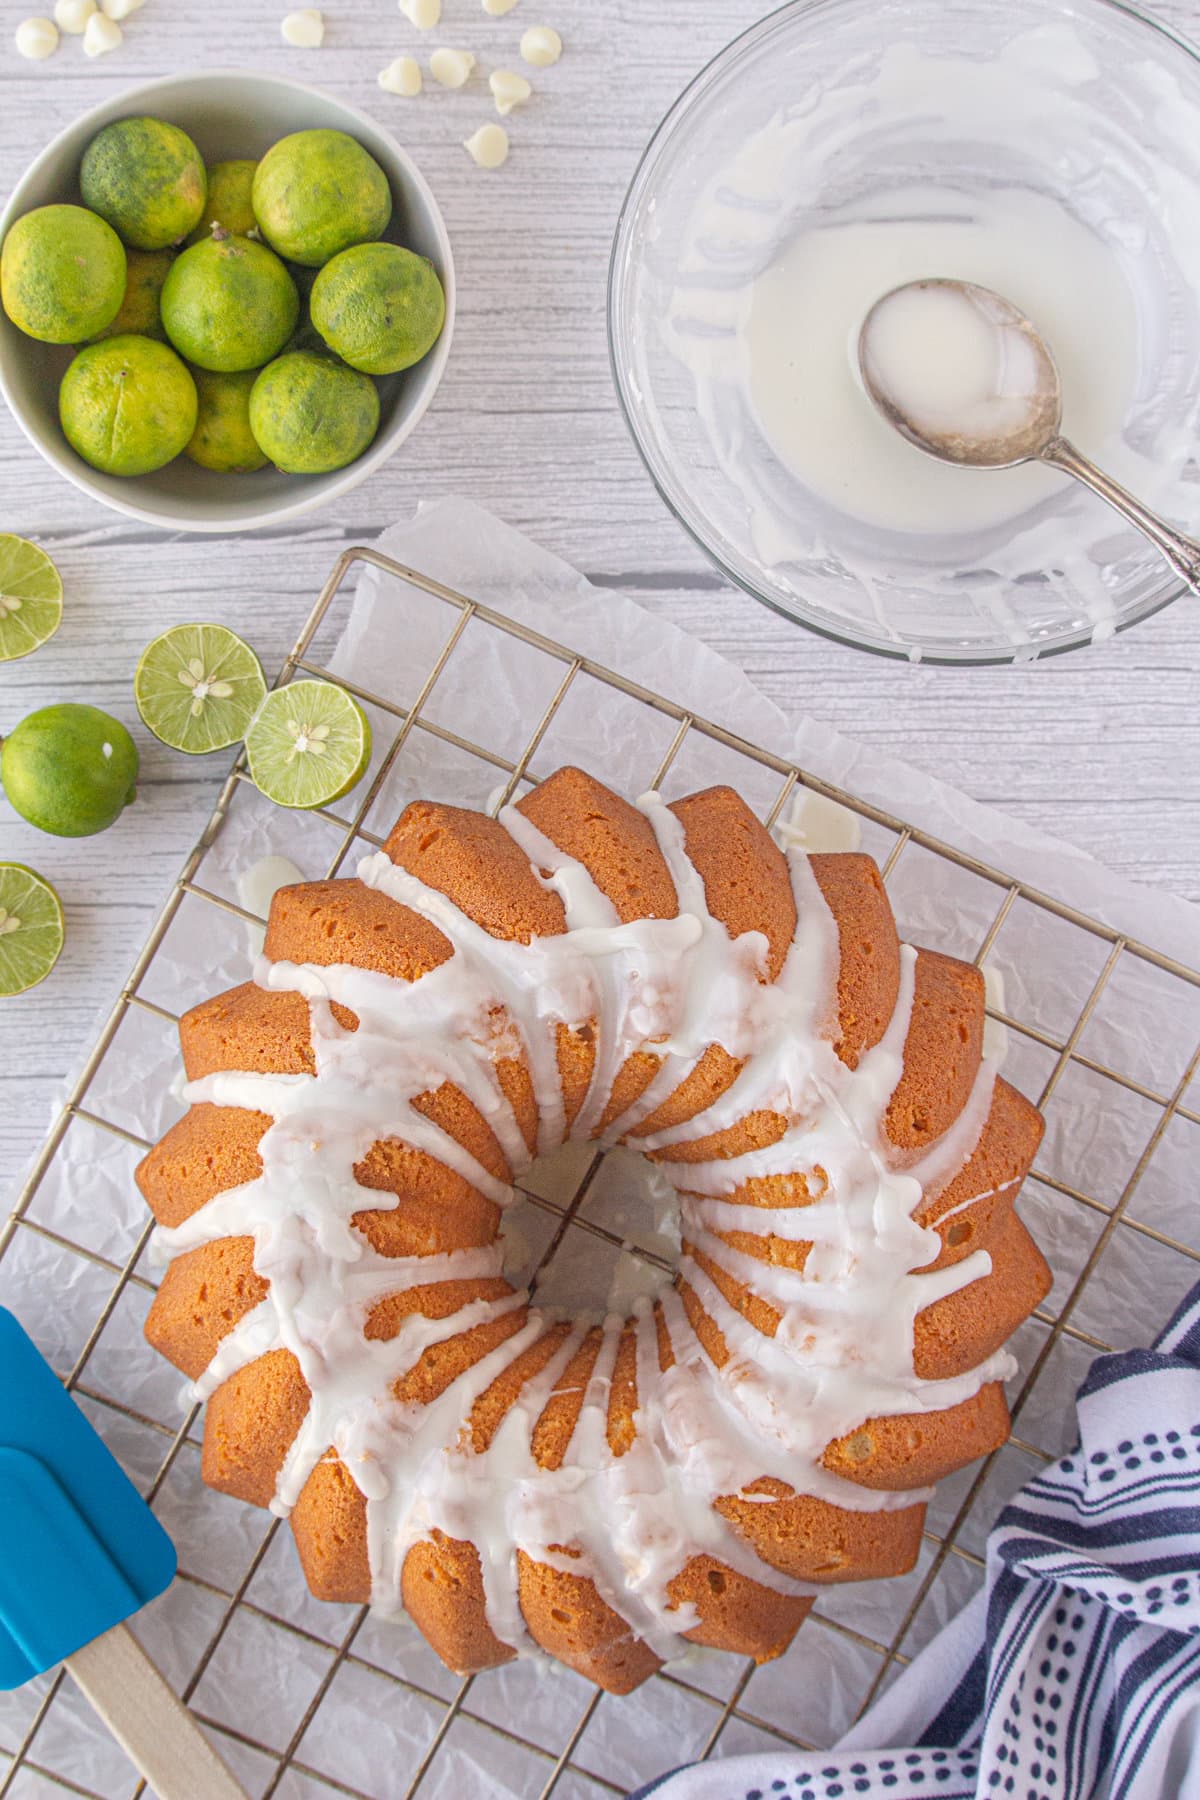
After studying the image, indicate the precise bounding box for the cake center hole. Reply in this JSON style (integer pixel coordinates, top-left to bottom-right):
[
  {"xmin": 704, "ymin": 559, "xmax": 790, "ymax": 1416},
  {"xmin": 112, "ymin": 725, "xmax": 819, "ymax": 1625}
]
[{"xmin": 503, "ymin": 1143, "xmax": 680, "ymax": 1318}]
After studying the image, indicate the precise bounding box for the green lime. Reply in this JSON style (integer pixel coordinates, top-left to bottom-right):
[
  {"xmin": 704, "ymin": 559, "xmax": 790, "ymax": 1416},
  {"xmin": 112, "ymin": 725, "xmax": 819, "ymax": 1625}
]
[
  {"xmin": 135, "ymin": 623, "xmax": 267, "ymax": 753},
  {"xmin": 0, "ymin": 535, "xmax": 62, "ymax": 664},
  {"xmin": 311, "ymin": 242, "xmax": 445, "ymax": 376},
  {"xmin": 185, "ymin": 368, "xmax": 269, "ymax": 473},
  {"xmin": 0, "ymin": 864, "xmax": 64, "ymax": 995},
  {"xmin": 60, "ymin": 335, "xmax": 198, "ymax": 477},
  {"xmin": 244, "ymin": 680, "xmax": 371, "ymax": 810},
  {"xmin": 1, "ymin": 702, "xmax": 138, "ymax": 837},
  {"xmin": 249, "ymin": 350, "xmax": 379, "ymax": 475},
  {"xmin": 160, "ymin": 234, "xmax": 299, "ymax": 373},
  {"xmin": 80, "ymin": 117, "xmax": 207, "ymax": 251},
  {"xmin": 0, "ymin": 205, "xmax": 126, "ymax": 344},
  {"xmin": 251, "ymin": 130, "xmax": 392, "ymax": 268},
  {"xmin": 89, "ymin": 248, "xmax": 173, "ymax": 343},
  {"xmin": 186, "ymin": 159, "xmax": 259, "ymax": 246}
]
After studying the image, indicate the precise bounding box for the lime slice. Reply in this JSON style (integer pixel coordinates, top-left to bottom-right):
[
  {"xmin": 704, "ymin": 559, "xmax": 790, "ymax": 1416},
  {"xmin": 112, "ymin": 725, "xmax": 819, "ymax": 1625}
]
[
  {"xmin": 0, "ymin": 864, "xmax": 64, "ymax": 995},
  {"xmin": 134, "ymin": 623, "xmax": 267, "ymax": 755},
  {"xmin": 0, "ymin": 536, "xmax": 63, "ymax": 664},
  {"xmin": 244, "ymin": 679, "xmax": 371, "ymax": 810}
]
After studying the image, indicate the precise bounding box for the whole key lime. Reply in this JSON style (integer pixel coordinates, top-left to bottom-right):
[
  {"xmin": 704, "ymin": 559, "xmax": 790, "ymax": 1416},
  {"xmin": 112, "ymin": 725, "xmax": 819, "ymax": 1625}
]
[
  {"xmin": 311, "ymin": 242, "xmax": 445, "ymax": 375},
  {"xmin": 89, "ymin": 248, "xmax": 173, "ymax": 343},
  {"xmin": 2, "ymin": 703, "xmax": 138, "ymax": 837},
  {"xmin": 161, "ymin": 233, "xmax": 299, "ymax": 372},
  {"xmin": 80, "ymin": 117, "xmax": 207, "ymax": 251},
  {"xmin": 59, "ymin": 335, "xmax": 198, "ymax": 477},
  {"xmin": 186, "ymin": 159, "xmax": 259, "ymax": 246},
  {"xmin": 249, "ymin": 350, "xmax": 379, "ymax": 474},
  {"xmin": 186, "ymin": 368, "xmax": 269, "ymax": 473},
  {"xmin": 0, "ymin": 204, "xmax": 126, "ymax": 344},
  {"xmin": 251, "ymin": 129, "xmax": 392, "ymax": 267}
]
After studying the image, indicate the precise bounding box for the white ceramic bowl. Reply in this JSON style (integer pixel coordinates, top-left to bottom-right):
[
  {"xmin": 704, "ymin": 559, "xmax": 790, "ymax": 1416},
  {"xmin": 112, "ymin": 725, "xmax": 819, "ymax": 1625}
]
[{"xmin": 0, "ymin": 71, "xmax": 455, "ymax": 533}]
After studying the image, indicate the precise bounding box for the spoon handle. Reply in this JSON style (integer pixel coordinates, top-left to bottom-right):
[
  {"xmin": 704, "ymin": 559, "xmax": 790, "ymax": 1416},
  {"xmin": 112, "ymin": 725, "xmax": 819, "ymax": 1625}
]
[{"xmin": 1039, "ymin": 435, "xmax": 1200, "ymax": 593}]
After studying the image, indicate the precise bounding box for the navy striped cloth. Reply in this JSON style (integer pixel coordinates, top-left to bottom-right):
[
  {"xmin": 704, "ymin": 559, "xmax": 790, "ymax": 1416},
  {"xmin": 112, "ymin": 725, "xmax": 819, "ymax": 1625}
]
[{"xmin": 630, "ymin": 1281, "xmax": 1200, "ymax": 1800}]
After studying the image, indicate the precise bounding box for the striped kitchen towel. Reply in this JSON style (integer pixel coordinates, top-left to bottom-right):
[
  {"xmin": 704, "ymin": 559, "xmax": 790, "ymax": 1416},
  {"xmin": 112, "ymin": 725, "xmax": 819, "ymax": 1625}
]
[{"xmin": 631, "ymin": 1281, "xmax": 1200, "ymax": 1800}]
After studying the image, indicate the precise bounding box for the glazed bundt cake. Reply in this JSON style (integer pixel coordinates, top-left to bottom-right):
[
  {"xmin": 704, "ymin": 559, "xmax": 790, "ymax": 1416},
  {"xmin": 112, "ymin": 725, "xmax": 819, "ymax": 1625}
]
[{"xmin": 138, "ymin": 767, "xmax": 1049, "ymax": 1694}]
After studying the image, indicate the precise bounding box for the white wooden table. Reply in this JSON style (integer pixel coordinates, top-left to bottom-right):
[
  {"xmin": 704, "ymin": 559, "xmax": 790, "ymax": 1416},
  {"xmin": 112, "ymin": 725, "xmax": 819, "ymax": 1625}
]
[{"xmin": 1, "ymin": 0, "xmax": 1197, "ymax": 1195}]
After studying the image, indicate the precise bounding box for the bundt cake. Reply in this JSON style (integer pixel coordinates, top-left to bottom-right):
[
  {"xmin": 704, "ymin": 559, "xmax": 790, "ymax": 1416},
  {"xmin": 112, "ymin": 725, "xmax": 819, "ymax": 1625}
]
[{"xmin": 138, "ymin": 766, "xmax": 1049, "ymax": 1694}]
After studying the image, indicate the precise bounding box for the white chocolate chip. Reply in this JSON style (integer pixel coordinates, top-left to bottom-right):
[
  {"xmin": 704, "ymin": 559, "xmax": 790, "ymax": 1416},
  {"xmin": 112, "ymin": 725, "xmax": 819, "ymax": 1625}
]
[
  {"xmin": 482, "ymin": 0, "xmax": 520, "ymax": 11},
  {"xmin": 399, "ymin": 0, "xmax": 440, "ymax": 27},
  {"xmin": 378, "ymin": 54, "xmax": 422, "ymax": 95},
  {"xmin": 519, "ymin": 23, "xmax": 560, "ymax": 66},
  {"xmin": 464, "ymin": 122, "xmax": 508, "ymax": 168},
  {"xmin": 489, "ymin": 68, "xmax": 531, "ymax": 115},
  {"xmin": 430, "ymin": 45, "xmax": 475, "ymax": 87},
  {"xmin": 15, "ymin": 16, "xmax": 58, "ymax": 55},
  {"xmin": 101, "ymin": 0, "xmax": 143, "ymax": 17},
  {"xmin": 82, "ymin": 9, "xmax": 120, "ymax": 51},
  {"xmin": 54, "ymin": 0, "xmax": 94, "ymax": 32},
  {"xmin": 280, "ymin": 6, "xmax": 323, "ymax": 44},
  {"xmin": 281, "ymin": 7, "xmax": 323, "ymax": 45}
]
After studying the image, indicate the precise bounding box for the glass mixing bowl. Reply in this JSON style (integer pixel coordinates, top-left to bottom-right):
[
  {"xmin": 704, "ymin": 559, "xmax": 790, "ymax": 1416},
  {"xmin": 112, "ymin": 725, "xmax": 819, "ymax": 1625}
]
[{"xmin": 609, "ymin": 0, "xmax": 1200, "ymax": 663}]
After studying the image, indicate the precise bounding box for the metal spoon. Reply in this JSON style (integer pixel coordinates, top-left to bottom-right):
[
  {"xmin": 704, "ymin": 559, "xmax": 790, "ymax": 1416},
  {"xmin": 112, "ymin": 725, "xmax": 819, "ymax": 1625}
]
[{"xmin": 858, "ymin": 277, "xmax": 1200, "ymax": 595}]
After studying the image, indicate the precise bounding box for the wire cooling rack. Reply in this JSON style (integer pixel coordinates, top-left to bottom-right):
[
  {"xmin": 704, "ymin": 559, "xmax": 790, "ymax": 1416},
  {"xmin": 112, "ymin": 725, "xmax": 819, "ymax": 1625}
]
[{"xmin": 2, "ymin": 544, "xmax": 1199, "ymax": 1800}]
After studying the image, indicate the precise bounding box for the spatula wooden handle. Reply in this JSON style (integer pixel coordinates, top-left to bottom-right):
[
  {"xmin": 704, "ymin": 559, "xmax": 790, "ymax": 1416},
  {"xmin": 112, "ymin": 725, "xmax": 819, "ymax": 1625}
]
[{"xmin": 66, "ymin": 1622, "xmax": 249, "ymax": 1800}]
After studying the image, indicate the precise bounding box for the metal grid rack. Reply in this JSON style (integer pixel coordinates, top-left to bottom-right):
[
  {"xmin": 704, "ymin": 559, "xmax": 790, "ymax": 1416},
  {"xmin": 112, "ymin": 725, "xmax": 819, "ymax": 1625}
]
[{"xmin": 2, "ymin": 544, "xmax": 1198, "ymax": 1800}]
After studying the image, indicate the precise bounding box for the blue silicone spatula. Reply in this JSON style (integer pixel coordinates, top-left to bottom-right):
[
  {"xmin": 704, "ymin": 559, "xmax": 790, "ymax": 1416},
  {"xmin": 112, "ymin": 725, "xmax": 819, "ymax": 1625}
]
[{"xmin": 0, "ymin": 1307, "xmax": 248, "ymax": 1800}]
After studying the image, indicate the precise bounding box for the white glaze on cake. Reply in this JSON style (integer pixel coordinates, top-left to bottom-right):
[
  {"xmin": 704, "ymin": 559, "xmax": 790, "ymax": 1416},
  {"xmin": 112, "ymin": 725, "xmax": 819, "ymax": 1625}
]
[{"xmin": 156, "ymin": 792, "xmax": 1011, "ymax": 1662}]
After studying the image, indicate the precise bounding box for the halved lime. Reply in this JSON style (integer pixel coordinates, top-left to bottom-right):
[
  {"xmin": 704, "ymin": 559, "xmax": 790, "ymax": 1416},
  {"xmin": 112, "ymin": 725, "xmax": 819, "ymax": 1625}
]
[
  {"xmin": 0, "ymin": 535, "xmax": 62, "ymax": 663},
  {"xmin": 244, "ymin": 679, "xmax": 371, "ymax": 810},
  {"xmin": 135, "ymin": 623, "xmax": 267, "ymax": 755},
  {"xmin": 0, "ymin": 864, "xmax": 64, "ymax": 995}
]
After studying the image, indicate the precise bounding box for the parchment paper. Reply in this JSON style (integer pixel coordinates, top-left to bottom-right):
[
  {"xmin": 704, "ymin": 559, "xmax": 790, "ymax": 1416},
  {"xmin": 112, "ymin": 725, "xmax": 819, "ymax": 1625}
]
[{"xmin": 2, "ymin": 497, "xmax": 1197, "ymax": 1799}]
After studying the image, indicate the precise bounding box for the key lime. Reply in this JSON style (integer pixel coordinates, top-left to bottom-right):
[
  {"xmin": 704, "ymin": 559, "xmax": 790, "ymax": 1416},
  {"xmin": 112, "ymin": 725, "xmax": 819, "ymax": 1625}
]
[
  {"xmin": 135, "ymin": 623, "xmax": 267, "ymax": 754},
  {"xmin": 251, "ymin": 129, "xmax": 392, "ymax": 267},
  {"xmin": 0, "ymin": 864, "xmax": 64, "ymax": 995},
  {"xmin": 249, "ymin": 350, "xmax": 379, "ymax": 474},
  {"xmin": 80, "ymin": 117, "xmax": 207, "ymax": 251},
  {"xmin": 0, "ymin": 204, "xmax": 126, "ymax": 344},
  {"xmin": 311, "ymin": 242, "xmax": 445, "ymax": 375},
  {"xmin": 185, "ymin": 368, "xmax": 270, "ymax": 473},
  {"xmin": 1, "ymin": 702, "xmax": 138, "ymax": 837},
  {"xmin": 244, "ymin": 680, "xmax": 371, "ymax": 809},
  {"xmin": 0, "ymin": 535, "xmax": 62, "ymax": 664},
  {"xmin": 89, "ymin": 248, "xmax": 173, "ymax": 343},
  {"xmin": 59, "ymin": 335, "xmax": 198, "ymax": 477},
  {"xmin": 161, "ymin": 234, "xmax": 299, "ymax": 373},
  {"xmin": 186, "ymin": 159, "xmax": 259, "ymax": 247}
]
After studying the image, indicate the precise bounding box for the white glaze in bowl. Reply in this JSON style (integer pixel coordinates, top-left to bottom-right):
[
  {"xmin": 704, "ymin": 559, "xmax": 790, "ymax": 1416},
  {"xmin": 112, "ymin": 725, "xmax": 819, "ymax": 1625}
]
[{"xmin": 610, "ymin": 0, "xmax": 1200, "ymax": 663}]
